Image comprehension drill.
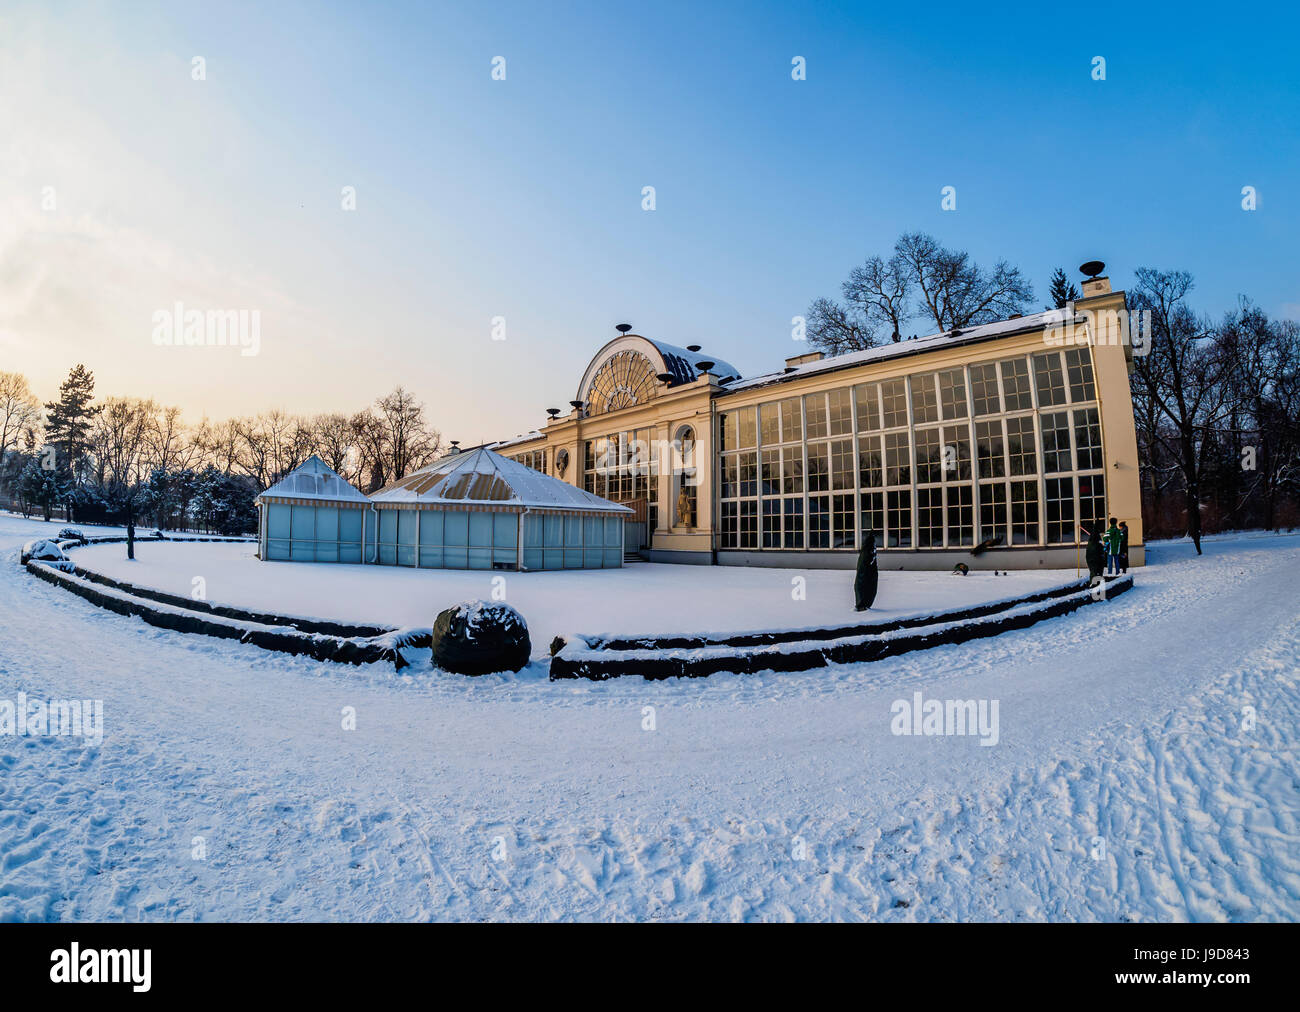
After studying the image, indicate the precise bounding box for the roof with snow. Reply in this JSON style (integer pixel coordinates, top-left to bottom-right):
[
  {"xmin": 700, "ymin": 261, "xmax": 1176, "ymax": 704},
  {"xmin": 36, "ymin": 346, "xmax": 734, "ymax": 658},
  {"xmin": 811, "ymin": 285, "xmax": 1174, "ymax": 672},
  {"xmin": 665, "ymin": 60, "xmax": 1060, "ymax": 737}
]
[
  {"xmin": 489, "ymin": 430, "xmax": 544, "ymax": 452},
  {"xmin": 722, "ymin": 309, "xmax": 1083, "ymax": 395},
  {"xmin": 639, "ymin": 337, "xmax": 742, "ymax": 386},
  {"xmin": 256, "ymin": 455, "xmax": 369, "ymax": 504},
  {"xmin": 369, "ymin": 447, "xmax": 633, "ymax": 514}
]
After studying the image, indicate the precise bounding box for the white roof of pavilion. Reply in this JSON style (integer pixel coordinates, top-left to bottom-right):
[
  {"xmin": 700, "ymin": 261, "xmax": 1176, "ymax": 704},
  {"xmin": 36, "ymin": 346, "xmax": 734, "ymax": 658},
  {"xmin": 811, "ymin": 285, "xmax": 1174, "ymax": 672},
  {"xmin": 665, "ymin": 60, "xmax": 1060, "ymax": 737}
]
[
  {"xmin": 370, "ymin": 447, "xmax": 632, "ymax": 514},
  {"xmin": 256, "ymin": 455, "xmax": 369, "ymax": 504}
]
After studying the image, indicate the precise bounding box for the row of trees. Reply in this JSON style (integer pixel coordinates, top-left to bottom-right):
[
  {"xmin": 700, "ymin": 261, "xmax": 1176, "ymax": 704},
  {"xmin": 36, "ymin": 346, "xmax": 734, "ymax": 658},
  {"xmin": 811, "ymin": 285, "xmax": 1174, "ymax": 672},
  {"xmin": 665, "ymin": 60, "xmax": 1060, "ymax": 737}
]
[
  {"xmin": 1129, "ymin": 272, "xmax": 1300, "ymax": 551},
  {"xmin": 0, "ymin": 367, "xmax": 443, "ymax": 538},
  {"xmin": 805, "ymin": 231, "xmax": 1036, "ymax": 353},
  {"xmin": 807, "ymin": 236, "xmax": 1300, "ymax": 549}
]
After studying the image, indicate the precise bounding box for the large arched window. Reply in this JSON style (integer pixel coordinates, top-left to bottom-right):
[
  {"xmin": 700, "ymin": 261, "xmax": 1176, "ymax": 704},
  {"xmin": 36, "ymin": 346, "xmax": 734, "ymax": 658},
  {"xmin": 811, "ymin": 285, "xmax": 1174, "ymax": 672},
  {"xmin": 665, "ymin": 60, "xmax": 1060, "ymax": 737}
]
[{"xmin": 585, "ymin": 350, "xmax": 659, "ymax": 415}]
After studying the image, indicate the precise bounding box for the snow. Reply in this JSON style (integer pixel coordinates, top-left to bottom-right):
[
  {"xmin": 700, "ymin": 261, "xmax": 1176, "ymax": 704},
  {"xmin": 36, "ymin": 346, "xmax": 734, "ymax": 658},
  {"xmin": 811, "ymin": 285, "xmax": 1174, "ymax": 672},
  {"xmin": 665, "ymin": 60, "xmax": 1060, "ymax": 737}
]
[
  {"xmin": 69, "ymin": 539, "xmax": 1071, "ymax": 652},
  {"xmin": 20, "ymin": 539, "xmax": 69, "ymax": 565},
  {"xmin": 447, "ymin": 600, "xmax": 526, "ymax": 640},
  {"xmin": 1, "ymin": 509, "xmax": 1297, "ymax": 922}
]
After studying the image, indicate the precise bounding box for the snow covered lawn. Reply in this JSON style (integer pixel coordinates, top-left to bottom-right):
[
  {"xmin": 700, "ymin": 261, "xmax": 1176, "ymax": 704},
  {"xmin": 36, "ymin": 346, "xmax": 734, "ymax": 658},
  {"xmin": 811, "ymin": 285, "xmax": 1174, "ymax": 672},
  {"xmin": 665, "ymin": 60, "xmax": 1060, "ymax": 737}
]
[
  {"xmin": 2, "ymin": 510, "xmax": 1297, "ymax": 922},
  {"xmin": 70, "ymin": 540, "xmax": 1072, "ymax": 649}
]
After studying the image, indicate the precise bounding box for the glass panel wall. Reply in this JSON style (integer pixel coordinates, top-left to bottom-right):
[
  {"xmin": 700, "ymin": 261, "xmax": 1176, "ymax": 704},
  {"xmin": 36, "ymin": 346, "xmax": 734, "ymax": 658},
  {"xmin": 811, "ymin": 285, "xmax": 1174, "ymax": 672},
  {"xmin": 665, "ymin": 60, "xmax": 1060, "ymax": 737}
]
[
  {"xmin": 715, "ymin": 345, "xmax": 1107, "ymax": 553},
  {"xmin": 520, "ymin": 512, "xmax": 623, "ymax": 570},
  {"xmin": 375, "ymin": 508, "xmax": 524, "ymax": 570},
  {"xmin": 264, "ymin": 502, "xmax": 364, "ymax": 563}
]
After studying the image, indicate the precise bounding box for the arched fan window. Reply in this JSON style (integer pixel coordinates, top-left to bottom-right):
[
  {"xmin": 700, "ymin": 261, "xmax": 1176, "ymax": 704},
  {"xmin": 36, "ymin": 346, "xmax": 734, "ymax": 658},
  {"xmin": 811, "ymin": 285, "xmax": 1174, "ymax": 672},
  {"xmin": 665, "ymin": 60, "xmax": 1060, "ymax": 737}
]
[{"xmin": 585, "ymin": 351, "xmax": 659, "ymax": 415}]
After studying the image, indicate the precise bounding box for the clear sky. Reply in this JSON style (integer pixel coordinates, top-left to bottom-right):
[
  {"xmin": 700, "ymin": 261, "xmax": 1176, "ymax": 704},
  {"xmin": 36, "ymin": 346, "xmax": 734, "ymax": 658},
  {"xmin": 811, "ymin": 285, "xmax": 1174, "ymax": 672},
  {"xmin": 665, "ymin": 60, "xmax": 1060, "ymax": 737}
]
[{"xmin": 2, "ymin": 0, "xmax": 1297, "ymax": 444}]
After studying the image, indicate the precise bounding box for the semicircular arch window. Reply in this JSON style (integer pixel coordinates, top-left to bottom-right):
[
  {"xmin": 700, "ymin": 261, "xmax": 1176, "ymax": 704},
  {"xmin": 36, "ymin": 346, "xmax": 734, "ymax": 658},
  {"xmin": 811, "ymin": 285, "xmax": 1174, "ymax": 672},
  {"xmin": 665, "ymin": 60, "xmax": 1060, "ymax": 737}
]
[{"xmin": 586, "ymin": 350, "xmax": 659, "ymax": 415}]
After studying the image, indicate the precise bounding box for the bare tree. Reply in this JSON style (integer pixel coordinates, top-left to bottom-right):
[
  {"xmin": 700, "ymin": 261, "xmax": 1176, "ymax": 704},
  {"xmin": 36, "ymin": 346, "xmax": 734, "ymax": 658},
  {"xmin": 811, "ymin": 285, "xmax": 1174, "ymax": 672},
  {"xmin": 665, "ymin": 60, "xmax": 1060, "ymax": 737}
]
[
  {"xmin": 91, "ymin": 397, "xmax": 158, "ymax": 558},
  {"xmin": 1218, "ymin": 300, "xmax": 1300, "ymax": 531},
  {"xmin": 843, "ymin": 255, "xmax": 912, "ymax": 341},
  {"xmin": 806, "ymin": 233, "xmax": 1032, "ymax": 355},
  {"xmin": 804, "ymin": 297, "xmax": 877, "ymax": 355},
  {"xmin": 1129, "ymin": 268, "xmax": 1236, "ymax": 554},
  {"xmin": 311, "ymin": 412, "xmax": 358, "ymax": 477},
  {"xmin": 373, "ymin": 387, "xmax": 441, "ymax": 484},
  {"xmin": 893, "ymin": 232, "xmax": 1033, "ymax": 332},
  {"xmin": 806, "ymin": 255, "xmax": 913, "ymax": 354},
  {"xmin": 0, "ymin": 371, "xmax": 42, "ymax": 463}
]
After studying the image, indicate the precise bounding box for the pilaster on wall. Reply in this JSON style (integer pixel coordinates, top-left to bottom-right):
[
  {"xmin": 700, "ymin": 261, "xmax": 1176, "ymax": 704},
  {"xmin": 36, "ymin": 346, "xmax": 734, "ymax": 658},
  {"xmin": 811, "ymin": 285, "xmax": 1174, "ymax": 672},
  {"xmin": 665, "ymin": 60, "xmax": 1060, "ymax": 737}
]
[{"xmin": 1075, "ymin": 285, "xmax": 1145, "ymax": 560}]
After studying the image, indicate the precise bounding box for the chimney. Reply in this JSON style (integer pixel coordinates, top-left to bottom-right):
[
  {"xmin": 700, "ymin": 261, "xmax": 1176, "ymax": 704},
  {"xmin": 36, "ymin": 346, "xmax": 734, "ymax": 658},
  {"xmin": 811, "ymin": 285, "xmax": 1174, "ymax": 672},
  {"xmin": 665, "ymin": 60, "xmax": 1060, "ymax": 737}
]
[
  {"xmin": 785, "ymin": 351, "xmax": 824, "ymax": 369},
  {"xmin": 1079, "ymin": 260, "xmax": 1112, "ymax": 297}
]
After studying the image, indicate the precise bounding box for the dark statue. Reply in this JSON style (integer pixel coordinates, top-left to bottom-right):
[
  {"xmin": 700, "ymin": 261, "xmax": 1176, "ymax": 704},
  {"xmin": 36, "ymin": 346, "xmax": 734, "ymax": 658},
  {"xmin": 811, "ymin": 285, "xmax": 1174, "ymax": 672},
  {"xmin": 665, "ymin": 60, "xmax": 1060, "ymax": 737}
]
[{"xmin": 855, "ymin": 531, "xmax": 879, "ymax": 611}]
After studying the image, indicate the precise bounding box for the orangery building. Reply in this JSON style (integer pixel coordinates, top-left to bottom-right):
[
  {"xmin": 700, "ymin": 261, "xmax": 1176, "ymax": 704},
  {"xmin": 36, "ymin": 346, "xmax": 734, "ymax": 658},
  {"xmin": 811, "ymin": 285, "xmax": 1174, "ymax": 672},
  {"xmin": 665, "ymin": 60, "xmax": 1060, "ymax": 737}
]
[{"xmin": 488, "ymin": 269, "xmax": 1145, "ymax": 570}]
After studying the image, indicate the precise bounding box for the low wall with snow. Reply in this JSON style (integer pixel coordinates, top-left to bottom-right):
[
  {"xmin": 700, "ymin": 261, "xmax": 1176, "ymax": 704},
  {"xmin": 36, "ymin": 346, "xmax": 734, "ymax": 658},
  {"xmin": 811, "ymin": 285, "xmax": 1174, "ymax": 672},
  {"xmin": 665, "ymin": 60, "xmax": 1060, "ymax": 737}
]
[
  {"xmin": 551, "ymin": 575, "xmax": 1134, "ymax": 680},
  {"xmin": 26, "ymin": 557, "xmax": 429, "ymax": 669}
]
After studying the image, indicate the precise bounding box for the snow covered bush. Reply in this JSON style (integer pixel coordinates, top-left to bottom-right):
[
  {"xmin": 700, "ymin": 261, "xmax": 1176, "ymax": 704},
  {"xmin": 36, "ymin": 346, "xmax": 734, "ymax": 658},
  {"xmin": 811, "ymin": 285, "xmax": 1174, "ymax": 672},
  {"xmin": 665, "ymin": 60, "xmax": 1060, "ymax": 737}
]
[
  {"xmin": 56, "ymin": 527, "xmax": 87, "ymax": 545},
  {"xmin": 20, "ymin": 539, "xmax": 75, "ymax": 572},
  {"xmin": 432, "ymin": 600, "xmax": 531, "ymax": 675}
]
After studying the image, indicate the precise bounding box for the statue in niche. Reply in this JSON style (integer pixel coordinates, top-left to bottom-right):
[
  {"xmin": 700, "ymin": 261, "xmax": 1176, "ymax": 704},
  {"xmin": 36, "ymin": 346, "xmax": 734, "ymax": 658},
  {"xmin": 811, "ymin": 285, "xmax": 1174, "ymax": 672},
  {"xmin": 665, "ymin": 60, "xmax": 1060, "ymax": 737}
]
[{"xmin": 676, "ymin": 486, "xmax": 694, "ymax": 528}]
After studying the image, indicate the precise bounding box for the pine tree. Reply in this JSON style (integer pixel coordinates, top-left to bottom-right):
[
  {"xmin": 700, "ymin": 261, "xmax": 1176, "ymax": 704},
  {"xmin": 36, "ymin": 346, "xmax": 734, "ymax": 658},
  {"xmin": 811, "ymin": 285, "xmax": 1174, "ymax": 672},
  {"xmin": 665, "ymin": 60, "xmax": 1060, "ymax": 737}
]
[
  {"xmin": 43, "ymin": 364, "xmax": 99, "ymax": 486},
  {"xmin": 1048, "ymin": 267, "xmax": 1080, "ymax": 310}
]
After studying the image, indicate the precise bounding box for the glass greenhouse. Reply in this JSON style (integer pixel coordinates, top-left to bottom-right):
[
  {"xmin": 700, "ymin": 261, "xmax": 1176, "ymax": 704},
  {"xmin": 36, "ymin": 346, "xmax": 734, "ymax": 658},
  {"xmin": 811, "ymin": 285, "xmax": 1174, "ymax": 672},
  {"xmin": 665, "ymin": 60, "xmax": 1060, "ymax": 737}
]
[
  {"xmin": 367, "ymin": 447, "xmax": 631, "ymax": 570},
  {"xmin": 255, "ymin": 455, "xmax": 374, "ymax": 563},
  {"xmin": 256, "ymin": 448, "xmax": 631, "ymax": 570}
]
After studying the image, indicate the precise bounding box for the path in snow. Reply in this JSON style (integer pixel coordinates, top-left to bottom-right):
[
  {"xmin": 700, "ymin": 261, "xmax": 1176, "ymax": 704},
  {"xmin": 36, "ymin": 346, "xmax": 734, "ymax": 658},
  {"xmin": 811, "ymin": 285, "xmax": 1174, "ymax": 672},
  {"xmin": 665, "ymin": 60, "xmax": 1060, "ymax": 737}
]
[{"xmin": 1, "ymin": 514, "xmax": 1297, "ymax": 921}]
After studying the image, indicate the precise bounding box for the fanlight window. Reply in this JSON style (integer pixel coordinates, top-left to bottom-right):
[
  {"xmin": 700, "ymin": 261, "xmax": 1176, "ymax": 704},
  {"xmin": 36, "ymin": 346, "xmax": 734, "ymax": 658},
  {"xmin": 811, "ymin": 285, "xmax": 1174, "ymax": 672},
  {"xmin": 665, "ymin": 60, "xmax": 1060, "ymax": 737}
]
[{"xmin": 586, "ymin": 350, "xmax": 658, "ymax": 415}]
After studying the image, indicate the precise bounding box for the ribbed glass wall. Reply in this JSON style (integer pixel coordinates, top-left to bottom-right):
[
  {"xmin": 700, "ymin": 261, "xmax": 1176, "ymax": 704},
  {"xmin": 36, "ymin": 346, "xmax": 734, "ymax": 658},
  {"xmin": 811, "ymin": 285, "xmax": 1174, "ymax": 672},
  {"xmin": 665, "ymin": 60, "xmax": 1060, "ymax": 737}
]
[
  {"xmin": 373, "ymin": 508, "xmax": 624, "ymax": 570},
  {"xmin": 264, "ymin": 503, "xmax": 368, "ymax": 563},
  {"xmin": 521, "ymin": 513, "xmax": 624, "ymax": 570},
  {"xmin": 717, "ymin": 346, "xmax": 1107, "ymax": 552}
]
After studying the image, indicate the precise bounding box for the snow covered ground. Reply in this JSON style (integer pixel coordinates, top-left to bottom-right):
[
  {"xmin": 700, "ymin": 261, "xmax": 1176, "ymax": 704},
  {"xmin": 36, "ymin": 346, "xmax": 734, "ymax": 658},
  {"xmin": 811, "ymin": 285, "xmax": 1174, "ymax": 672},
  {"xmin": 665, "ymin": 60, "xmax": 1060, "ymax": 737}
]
[
  {"xmin": 71, "ymin": 539, "xmax": 1070, "ymax": 648},
  {"xmin": 1, "ymin": 511, "xmax": 1297, "ymax": 921}
]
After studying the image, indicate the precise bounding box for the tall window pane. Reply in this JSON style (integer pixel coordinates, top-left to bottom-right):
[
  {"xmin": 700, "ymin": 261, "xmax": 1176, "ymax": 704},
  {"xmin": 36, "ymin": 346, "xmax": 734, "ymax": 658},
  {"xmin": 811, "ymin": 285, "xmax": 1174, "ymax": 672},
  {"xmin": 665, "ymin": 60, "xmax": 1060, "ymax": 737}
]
[
  {"xmin": 970, "ymin": 363, "xmax": 1001, "ymax": 415},
  {"xmin": 1065, "ymin": 347, "xmax": 1096, "ymax": 402},
  {"xmin": 938, "ymin": 368, "xmax": 968, "ymax": 420},
  {"xmin": 911, "ymin": 373, "xmax": 939, "ymax": 424},
  {"xmin": 855, "ymin": 383, "xmax": 881, "ymax": 432},
  {"xmin": 1000, "ymin": 358, "xmax": 1033, "ymax": 411},
  {"xmin": 1033, "ymin": 352, "xmax": 1068, "ymax": 407},
  {"xmin": 881, "ymin": 379, "xmax": 908, "ymax": 428}
]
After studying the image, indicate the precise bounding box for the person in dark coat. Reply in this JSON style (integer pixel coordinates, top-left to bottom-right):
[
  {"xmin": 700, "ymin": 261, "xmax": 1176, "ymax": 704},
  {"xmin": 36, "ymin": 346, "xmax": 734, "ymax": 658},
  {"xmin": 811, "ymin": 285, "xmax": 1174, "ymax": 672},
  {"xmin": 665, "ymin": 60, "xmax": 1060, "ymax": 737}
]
[
  {"xmin": 1083, "ymin": 525, "xmax": 1105, "ymax": 581},
  {"xmin": 855, "ymin": 531, "xmax": 879, "ymax": 611},
  {"xmin": 1119, "ymin": 521, "xmax": 1130, "ymax": 574}
]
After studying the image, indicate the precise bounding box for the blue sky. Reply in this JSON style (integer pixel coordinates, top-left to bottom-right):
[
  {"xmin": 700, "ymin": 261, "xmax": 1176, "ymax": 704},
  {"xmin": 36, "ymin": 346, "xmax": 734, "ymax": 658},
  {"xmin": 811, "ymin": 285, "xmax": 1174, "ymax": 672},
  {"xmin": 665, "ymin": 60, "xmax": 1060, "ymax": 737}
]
[{"xmin": 2, "ymin": 0, "xmax": 1297, "ymax": 443}]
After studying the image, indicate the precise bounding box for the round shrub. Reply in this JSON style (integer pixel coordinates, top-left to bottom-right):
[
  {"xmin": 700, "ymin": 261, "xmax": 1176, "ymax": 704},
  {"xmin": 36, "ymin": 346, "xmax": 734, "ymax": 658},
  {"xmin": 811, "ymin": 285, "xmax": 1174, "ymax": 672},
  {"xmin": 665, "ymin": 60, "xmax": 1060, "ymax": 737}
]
[{"xmin": 432, "ymin": 600, "xmax": 531, "ymax": 675}]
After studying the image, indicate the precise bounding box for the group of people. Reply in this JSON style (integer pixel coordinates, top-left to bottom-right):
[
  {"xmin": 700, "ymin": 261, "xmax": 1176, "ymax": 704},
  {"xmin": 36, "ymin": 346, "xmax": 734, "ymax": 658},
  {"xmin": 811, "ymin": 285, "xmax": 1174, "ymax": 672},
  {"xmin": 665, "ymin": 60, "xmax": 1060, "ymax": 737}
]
[
  {"xmin": 852, "ymin": 519, "xmax": 1129, "ymax": 612},
  {"xmin": 1083, "ymin": 518, "xmax": 1129, "ymax": 580}
]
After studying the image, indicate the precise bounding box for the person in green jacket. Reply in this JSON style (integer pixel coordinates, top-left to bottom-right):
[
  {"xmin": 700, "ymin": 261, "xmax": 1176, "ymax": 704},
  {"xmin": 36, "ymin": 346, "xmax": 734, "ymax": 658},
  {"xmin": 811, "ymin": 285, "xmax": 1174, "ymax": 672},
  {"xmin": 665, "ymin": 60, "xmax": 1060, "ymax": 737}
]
[{"xmin": 1103, "ymin": 517, "xmax": 1123, "ymax": 575}]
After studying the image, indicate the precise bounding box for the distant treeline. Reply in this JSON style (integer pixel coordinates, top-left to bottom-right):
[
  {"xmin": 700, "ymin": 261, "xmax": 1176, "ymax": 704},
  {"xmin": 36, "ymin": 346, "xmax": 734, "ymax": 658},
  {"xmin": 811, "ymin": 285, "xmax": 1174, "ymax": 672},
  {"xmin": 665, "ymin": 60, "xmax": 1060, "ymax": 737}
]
[{"xmin": 0, "ymin": 367, "xmax": 442, "ymax": 533}]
